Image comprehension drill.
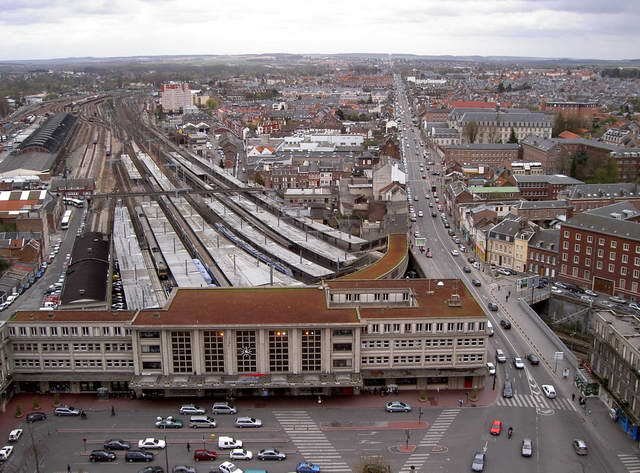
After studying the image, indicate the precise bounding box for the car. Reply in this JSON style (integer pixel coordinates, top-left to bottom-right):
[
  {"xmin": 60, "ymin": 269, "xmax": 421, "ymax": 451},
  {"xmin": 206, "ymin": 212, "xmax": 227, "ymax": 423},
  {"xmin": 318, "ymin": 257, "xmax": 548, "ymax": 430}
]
[
  {"xmin": 230, "ymin": 448, "xmax": 253, "ymax": 461},
  {"xmin": 417, "ymin": 210, "xmax": 424, "ymax": 217},
  {"xmin": 486, "ymin": 362, "xmax": 496, "ymax": 375},
  {"xmin": 385, "ymin": 401, "xmax": 412, "ymax": 412},
  {"xmin": 467, "ymin": 257, "xmax": 476, "ymax": 263},
  {"xmin": 137, "ymin": 467, "xmax": 164, "ymax": 473},
  {"xmin": 526, "ymin": 353, "xmax": 540, "ymax": 365},
  {"xmin": 471, "ymin": 452, "xmax": 485, "ymax": 472},
  {"xmin": 630, "ymin": 302, "xmax": 640, "ymax": 312},
  {"xmin": 172, "ymin": 466, "xmax": 196, "ymax": 473},
  {"xmin": 257, "ymin": 448, "xmax": 286, "ymax": 461},
  {"xmin": 155, "ymin": 416, "xmax": 183, "ymax": 429},
  {"xmin": 235, "ymin": 417, "xmax": 262, "ymax": 428},
  {"xmin": 500, "ymin": 319, "xmax": 511, "ymax": 329},
  {"xmin": 583, "ymin": 289, "xmax": 598, "ymax": 297},
  {"xmin": 471, "ymin": 279, "xmax": 481, "ymax": 287},
  {"xmin": 8, "ymin": 429, "xmax": 22, "ymax": 442},
  {"xmin": 495, "ymin": 268, "xmax": 511, "ymax": 276},
  {"xmin": 502, "ymin": 381, "xmax": 513, "ymax": 398},
  {"xmin": 599, "ymin": 300, "xmax": 616, "ymax": 308},
  {"xmin": 0, "ymin": 446, "xmax": 13, "ymax": 461},
  {"xmin": 212, "ymin": 402, "xmax": 237, "ymax": 414},
  {"xmin": 194, "ymin": 449, "xmax": 218, "ymax": 461},
  {"xmin": 89, "ymin": 449, "xmax": 117, "ymax": 462},
  {"xmin": 414, "ymin": 231, "xmax": 420, "ymax": 238},
  {"xmin": 551, "ymin": 287, "xmax": 564, "ymax": 295},
  {"xmin": 296, "ymin": 461, "xmax": 321, "ymax": 473},
  {"xmin": 542, "ymin": 384, "xmax": 557, "ymax": 399},
  {"xmin": 496, "ymin": 349, "xmax": 507, "ymax": 363},
  {"xmin": 138, "ymin": 438, "xmax": 166, "ymax": 449},
  {"xmin": 463, "ymin": 266, "xmax": 471, "ymax": 273},
  {"xmin": 487, "ymin": 302, "xmax": 499, "ymax": 311},
  {"xmin": 450, "ymin": 249, "xmax": 459, "ymax": 256},
  {"xmin": 572, "ymin": 439, "xmax": 588, "ymax": 455},
  {"xmin": 104, "ymin": 439, "xmax": 131, "ymax": 450},
  {"xmin": 489, "ymin": 419, "xmax": 503, "ymax": 435},
  {"xmin": 513, "ymin": 357, "xmax": 525, "ymax": 369},
  {"xmin": 521, "ymin": 438, "xmax": 533, "ymax": 457},
  {"xmin": 219, "ymin": 461, "xmax": 243, "ymax": 473},
  {"xmin": 609, "ymin": 295, "xmax": 627, "ymax": 304},
  {"xmin": 54, "ymin": 406, "xmax": 81, "ymax": 416},
  {"xmin": 580, "ymin": 295, "xmax": 594, "ymax": 303},
  {"xmin": 26, "ymin": 412, "xmax": 47, "ymax": 422}
]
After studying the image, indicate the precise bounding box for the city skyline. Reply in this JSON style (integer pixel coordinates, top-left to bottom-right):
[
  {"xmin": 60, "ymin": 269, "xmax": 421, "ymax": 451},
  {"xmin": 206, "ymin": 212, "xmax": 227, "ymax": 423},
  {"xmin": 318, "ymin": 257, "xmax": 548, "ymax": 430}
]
[{"xmin": 1, "ymin": 0, "xmax": 639, "ymax": 61}]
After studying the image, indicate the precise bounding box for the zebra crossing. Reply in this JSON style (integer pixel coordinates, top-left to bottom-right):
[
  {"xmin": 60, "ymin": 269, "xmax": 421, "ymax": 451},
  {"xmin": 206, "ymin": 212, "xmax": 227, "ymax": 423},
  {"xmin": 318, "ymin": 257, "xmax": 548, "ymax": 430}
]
[
  {"xmin": 496, "ymin": 394, "xmax": 575, "ymax": 411},
  {"xmin": 618, "ymin": 453, "xmax": 640, "ymax": 473},
  {"xmin": 273, "ymin": 410, "xmax": 351, "ymax": 473},
  {"xmin": 398, "ymin": 408, "xmax": 461, "ymax": 473}
]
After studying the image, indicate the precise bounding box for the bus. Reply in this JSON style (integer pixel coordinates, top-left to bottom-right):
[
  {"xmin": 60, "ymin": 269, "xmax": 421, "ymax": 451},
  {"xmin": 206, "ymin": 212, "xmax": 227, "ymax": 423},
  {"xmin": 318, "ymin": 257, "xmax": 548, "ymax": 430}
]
[
  {"xmin": 60, "ymin": 209, "xmax": 73, "ymax": 230},
  {"xmin": 63, "ymin": 197, "xmax": 84, "ymax": 208}
]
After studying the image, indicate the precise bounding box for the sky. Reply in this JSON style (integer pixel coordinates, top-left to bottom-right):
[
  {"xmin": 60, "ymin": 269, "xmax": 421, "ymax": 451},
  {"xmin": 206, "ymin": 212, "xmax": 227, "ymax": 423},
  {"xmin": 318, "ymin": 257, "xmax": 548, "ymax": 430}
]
[{"xmin": 1, "ymin": 0, "xmax": 639, "ymax": 61}]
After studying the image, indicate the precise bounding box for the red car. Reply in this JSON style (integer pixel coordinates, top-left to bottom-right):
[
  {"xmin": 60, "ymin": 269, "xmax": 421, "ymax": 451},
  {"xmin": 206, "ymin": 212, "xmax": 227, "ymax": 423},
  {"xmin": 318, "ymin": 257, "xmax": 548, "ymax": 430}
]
[
  {"xmin": 194, "ymin": 449, "xmax": 217, "ymax": 461},
  {"xmin": 490, "ymin": 420, "xmax": 503, "ymax": 436}
]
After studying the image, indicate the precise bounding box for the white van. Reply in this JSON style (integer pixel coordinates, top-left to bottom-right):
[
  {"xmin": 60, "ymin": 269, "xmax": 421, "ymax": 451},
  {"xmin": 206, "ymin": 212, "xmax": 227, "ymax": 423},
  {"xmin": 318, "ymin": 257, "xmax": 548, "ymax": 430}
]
[
  {"xmin": 218, "ymin": 436, "xmax": 242, "ymax": 449},
  {"xmin": 486, "ymin": 321, "xmax": 494, "ymax": 337},
  {"xmin": 189, "ymin": 415, "xmax": 217, "ymax": 428}
]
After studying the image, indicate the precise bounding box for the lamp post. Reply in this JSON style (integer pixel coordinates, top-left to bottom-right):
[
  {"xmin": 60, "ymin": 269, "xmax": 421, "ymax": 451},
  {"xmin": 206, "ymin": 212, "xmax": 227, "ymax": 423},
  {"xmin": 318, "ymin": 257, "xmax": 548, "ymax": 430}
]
[{"xmin": 164, "ymin": 435, "xmax": 169, "ymax": 473}]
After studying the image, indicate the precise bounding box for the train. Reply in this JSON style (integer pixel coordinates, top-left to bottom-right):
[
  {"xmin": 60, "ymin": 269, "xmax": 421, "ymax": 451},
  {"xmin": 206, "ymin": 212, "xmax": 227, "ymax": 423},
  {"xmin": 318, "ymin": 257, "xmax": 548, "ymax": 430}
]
[
  {"xmin": 135, "ymin": 206, "xmax": 169, "ymax": 279},
  {"xmin": 214, "ymin": 223, "xmax": 293, "ymax": 277}
]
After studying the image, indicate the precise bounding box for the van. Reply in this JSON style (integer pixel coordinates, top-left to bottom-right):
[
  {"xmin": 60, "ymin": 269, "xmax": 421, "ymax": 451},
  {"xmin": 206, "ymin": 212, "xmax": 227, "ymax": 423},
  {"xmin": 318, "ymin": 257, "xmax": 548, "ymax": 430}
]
[
  {"xmin": 189, "ymin": 415, "xmax": 217, "ymax": 428},
  {"xmin": 218, "ymin": 436, "xmax": 242, "ymax": 449},
  {"xmin": 486, "ymin": 321, "xmax": 494, "ymax": 337}
]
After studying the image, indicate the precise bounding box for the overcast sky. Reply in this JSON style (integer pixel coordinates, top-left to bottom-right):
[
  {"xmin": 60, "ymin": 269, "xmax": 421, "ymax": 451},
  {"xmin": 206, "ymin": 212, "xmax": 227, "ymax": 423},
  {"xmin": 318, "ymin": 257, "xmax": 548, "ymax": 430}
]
[{"xmin": 1, "ymin": 0, "xmax": 639, "ymax": 61}]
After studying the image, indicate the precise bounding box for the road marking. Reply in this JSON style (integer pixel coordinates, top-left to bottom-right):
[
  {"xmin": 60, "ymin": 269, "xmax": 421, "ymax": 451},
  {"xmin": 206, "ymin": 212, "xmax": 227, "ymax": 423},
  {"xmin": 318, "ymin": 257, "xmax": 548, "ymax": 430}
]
[
  {"xmin": 618, "ymin": 453, "xmax": 640, "ymax": 473},
  {"xmin": 496, "ymin": 394, "xmax": 573, "ymax": 411}
]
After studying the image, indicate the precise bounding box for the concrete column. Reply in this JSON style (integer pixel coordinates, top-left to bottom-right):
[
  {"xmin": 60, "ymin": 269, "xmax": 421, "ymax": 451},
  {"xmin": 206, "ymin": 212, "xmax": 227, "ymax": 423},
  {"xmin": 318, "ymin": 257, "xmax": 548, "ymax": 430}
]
[
  {"xmin": 224, "ymin": 330, "xmax": 236, "ymax": 375},
  {"xmin": 257, "ymin": 329, "xmax": 268, "ymax": 373},
  {"xmin": 161, "ymin": 330, "xmax": 172, "ymax": 375},
  {"xmin": 131, "ymin": 331, "xmax": 141, "ymax": 376},
  {"xmin": 322, "ymin": 328, "xmax": 332, "ymax": 373},
  {"xmin": 353, "ymin": 328, "xmax": 361, "ymax": 374},
  {"xmin": 192, "ymin": 330, "xmax": 203, "ymax": 375}
]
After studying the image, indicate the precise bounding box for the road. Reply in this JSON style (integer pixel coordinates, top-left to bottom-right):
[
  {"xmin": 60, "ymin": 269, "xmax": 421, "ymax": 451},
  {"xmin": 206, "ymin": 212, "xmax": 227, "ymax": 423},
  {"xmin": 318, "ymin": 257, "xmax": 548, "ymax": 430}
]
[{"xmin": 393, "ymin": 74, "xmax": 633, "ymax": 473}]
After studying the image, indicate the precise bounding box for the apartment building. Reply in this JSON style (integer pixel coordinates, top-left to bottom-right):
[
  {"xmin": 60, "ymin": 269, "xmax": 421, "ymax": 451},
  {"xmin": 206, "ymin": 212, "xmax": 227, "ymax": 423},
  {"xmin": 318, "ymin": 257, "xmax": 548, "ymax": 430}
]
[
  {"xmin": 443, "ymin": 144, "xmax": 520, "ymax": 168},
  {"xmin": 486, "ymin": 217, "xmax": 534, "ymax": 271},
  {"xmin": 449, "ymin": 109, "xmax": 552, "ymax": 144},
  {"xmin": 559, "ymin": 183, "xmax": 640, "ymax": 213},
  {"xmin": 6, "ymin": 279, "xmax": 488, "ymax": 398},
  {"xmin": 514, "ymin": 174, "xmax": 583, "ymax": 201},
  {"xmin": 527, "ymin": 229, "xmax": 559, "ymax": 278},
  {"xmin": 159, "ymin": 82, "xmax": 192, "ymax": 113},
  {"xmin": 558, "ymin": 201, "xmax": 640, "ymax": 299}
]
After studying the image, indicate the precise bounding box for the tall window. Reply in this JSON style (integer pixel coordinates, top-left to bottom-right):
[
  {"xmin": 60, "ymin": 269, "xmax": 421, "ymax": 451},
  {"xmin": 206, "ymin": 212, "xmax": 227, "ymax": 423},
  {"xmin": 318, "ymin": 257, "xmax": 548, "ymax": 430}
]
[
  {"xmin": 301, "ymin": 330, "xmax": 322, "ymax": 372},
  {"xmin": 236, "ymin": 330, "xmax": 257, "ymax": 373},
  {"xmin": 269, "ymin": 330, "xmax": 289, "ymax": 372},
  {"xmin": 203, "ymin": 331, "xmax": 225, "ymax": 373},
  {"xmin": 171, "ymin": 331, "xmax": 193, "ymax": 373}
]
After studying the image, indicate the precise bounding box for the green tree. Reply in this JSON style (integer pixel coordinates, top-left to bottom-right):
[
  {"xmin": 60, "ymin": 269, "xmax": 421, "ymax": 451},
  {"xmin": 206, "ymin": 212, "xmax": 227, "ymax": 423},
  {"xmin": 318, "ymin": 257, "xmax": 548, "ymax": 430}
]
[
  {"xmin": 552, "ymin": 113, "xmax": 567, "ymax": 137},
  {"xmin": 463, "ymin": 121, "xmax": 479, "ymax": 143},
  {"xmin": 205, "ymin": 98, "xmax": 219, "ymax": 110},
  {"xmin": 507, "ymin": 128, "xmax": 518, "ymax": 143}
]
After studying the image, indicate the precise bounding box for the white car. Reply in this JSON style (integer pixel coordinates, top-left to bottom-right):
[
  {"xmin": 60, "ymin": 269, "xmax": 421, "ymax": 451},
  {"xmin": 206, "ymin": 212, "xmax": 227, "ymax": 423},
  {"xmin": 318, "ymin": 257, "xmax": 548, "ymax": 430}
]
[
  {"xmin": 486, "ymin": 362, "xmax": 496, "ymax": 375},
  {"xmin": 230, "ymin": 448, "xmax": 253, "ymax": 460},
  {"xmin": 235, "ymin": 417, "xmax": 262, "ymax": 428},
  {"xmin": 451, "ymin": 249, "xmax": 460, "ymax": 256},
  {"xmin": 417, "ymin": 210, "xmax": 424, "ymax": 217},
  {"xmin": 513, "ymin": 357, "xmax": 525, "ymax": 369},
  {"xmin": 542, "ymin": 384, "xmax": 557, "ymax": 399},
  {"xmin": 138, "ymin": 438, "xmax": 166, "ymax": 449},
  {"xmin": 219, "ymin": 461, "xmax": 243, "ymax": 473},
  {"xmin": 0, "ymin": 446, "xmax": 13, "ymax": 461},
  {"xmin": 179, "ymin": 405, "xmax": 205, "ymax": 415},
  {"xmin": 8, "ymin": 429, "xmax": 22, "ymax": 442}
]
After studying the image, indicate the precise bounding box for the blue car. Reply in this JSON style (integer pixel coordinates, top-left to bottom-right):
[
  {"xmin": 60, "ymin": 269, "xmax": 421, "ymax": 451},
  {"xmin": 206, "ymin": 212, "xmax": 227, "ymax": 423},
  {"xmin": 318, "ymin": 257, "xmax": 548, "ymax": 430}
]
[{"xmin": 296, "ymin": 462, "xmax": 321, "ymax": 473}]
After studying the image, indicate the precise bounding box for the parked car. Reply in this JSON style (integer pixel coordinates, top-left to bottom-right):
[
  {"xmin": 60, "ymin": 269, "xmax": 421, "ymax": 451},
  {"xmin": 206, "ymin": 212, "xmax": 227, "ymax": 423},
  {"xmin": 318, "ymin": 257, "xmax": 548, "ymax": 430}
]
[
  {"xmin": 385, "ymin": 401, "xmax": 412, "ymax": 412},
  {"xmin": 471, "ymin": 452, "xmax": 485, "ymax": 472},
  {"xmin": 583, "ymin": 289, "xmax": 598, "ymax": 297},
  {"xmin": 463, "ymin": 267, "xmax": 471, "ymax": 273},
  {"xmin": 489, "ymin": 419, "xmax": 503, "ymax": 435},
  {"xmin": 126, "ymin": 450, "xmax": 155, "ymax": 462},
  {"xmin": 0, "ymin": 446, "xmax": 13, "ymax": 461},
  {"xmin": 218, "ymin": 461, "xmax": 242, "ymax": 473},
  {"xmin": 521, "ymin": 438, "xmax": 533, "ymax": 457},
  {"xmin": 212, "ymin": 402, "xmax": 237, "ymax": 415},
  {"xmin": 526, "ymin": 354, "xmax": 540, "ymax": 365},
  {"xmin": 54, "ymin": 406, "xmax": 81, "ymax": 416},
  {"xmin": 26, "ymin": 412, "xmax": 47, "ymax": 423},
  {"xmin": 500, "ymin": 319, "xmax": 512, "ymax": 329},
  {"xmin": 104, "ymin": 439, "xmax": 131, "ymax": 450},
  {"xmin": 172, "ymin": 466, "xmax": 196, "ymax": 473},
  {"xmin": 572, "ymin": 439, "xmax": 588, "ymax": 455},
  {"xmin": 257, "ymin": 448, "xmax": 286, "ymax": 461},
  {"xmin": 234, "ymin": 417, "xmax": 262, "ymax": 428},
  {"xmin": 471, "ymin": 279, "xmax": 481, "ymax": 287},
  {"xmin": 138, "ymin": 438, "xmax": 166, "ymax": 449},
  {"xmin": 486, "ymin": 362, "xmax": 496, "ymax": 375},
  {"xmin": 8, "ymin": 429, "xmax": 22, "ymax": 442},
  {"xmin": 450, "ymin": 249, "xmax": 459, "ymax": 256},
  {"xmin": 194, "ymin": 449, "xmax": 218, "ymax": 461},
  {"xmin": 296, "ymin": 461, "xmax": 321, "ymax": 473},
  {"xmin": 230, "ymin": 448, "xmax": 253, "ymax": 461},
  {"xmin": 89, "ymin": 450, "xmax": 117, "ymax": 462},
  {"xmin": 137, "ymin": 466, "xmax": 164, "ymax": 473}
]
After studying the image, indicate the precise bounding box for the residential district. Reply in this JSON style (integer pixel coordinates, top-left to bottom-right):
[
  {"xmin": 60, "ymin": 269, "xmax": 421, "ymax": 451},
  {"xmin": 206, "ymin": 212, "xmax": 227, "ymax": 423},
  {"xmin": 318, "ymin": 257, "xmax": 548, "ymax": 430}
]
[{"xmin": 0, "ymin": 55, "xmax": 638, "ymax": 473}]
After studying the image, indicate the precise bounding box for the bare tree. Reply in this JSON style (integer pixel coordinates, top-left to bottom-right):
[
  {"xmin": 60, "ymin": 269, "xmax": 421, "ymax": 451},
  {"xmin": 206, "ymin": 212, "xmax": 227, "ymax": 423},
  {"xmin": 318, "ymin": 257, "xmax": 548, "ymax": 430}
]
[{"xmin": 463, "ymin": 121, "xmax": 479, "ymax": 143}]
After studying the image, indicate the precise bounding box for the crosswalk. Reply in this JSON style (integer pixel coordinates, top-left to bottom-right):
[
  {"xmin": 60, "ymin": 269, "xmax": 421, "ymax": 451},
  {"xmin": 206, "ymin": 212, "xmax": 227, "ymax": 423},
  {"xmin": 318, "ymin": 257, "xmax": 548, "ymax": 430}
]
[
  {"xmin": 619, "ymin": 453, "xmax": 640, "ymax": 473},
  {"xmin": 273, "ymin": 410, "xmax": 351, "ymax": 473},
  {"xmin": 399, "ymin": 408, "xmax": 461, "ymax": 473},
  {"xmin": 496, "ymin": 394, "xmax": 575, "ymax": 411}
]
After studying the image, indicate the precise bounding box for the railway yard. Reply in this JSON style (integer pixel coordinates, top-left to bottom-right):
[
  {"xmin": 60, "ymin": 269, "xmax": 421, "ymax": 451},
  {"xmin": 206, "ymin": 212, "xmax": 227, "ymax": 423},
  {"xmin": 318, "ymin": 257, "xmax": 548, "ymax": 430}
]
[{"xmin": 0, "ymin": 92, "xmax": 379, "ymax": 313}]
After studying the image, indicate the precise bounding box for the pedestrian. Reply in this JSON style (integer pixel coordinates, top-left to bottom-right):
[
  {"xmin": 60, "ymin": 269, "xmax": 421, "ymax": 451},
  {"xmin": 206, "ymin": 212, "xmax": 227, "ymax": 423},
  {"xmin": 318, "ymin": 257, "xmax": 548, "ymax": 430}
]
[
  {"xmin": 186, "ymin": 442, "xmax": 190, "ymax": 452},
  {"xmin": 571, "ymin": 393, "xmax": 575, "ymax": 402},
  {"xmin": 111, "ymin": 405, "xmax": 116, "ymax": 416},
  {"xmin": 67, "ymin": 465, "xmax": 71, "ymax": 473}
]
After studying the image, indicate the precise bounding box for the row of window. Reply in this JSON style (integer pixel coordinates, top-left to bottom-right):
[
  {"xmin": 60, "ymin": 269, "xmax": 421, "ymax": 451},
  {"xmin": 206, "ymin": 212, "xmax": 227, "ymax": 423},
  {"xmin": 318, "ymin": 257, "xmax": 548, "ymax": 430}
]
[
  {"xmin": 14, "ymin": 358, "xmax": 134, "ymax": 369},
  {"xmin": 564, "ymin": 232, "xmax": 640, "ymax": 253},
  {"xmin": 362, "ymin": 353, "xmax": 483, "ymax": 365},
  {"xmin": 361, "ymin": 338, "xmax": 484, "ymax": 349},
  {"xmin": 13, "ymin": 343, "xmax": 133, "ymax": 352},
  {"xmin": 367, "ymin": 321, "xmax": 485, "ymax": 335},
  {"xmin": 9, "ymin": 326, "xmax": 130, "ymax": 337}
]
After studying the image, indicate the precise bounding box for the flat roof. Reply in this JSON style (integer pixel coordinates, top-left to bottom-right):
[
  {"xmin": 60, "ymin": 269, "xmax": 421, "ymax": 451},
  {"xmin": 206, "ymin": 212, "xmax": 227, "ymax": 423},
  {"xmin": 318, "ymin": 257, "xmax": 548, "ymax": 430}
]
[{"xmin": 339, "ymin": 234, "xmax": 407, "ymax": 280}]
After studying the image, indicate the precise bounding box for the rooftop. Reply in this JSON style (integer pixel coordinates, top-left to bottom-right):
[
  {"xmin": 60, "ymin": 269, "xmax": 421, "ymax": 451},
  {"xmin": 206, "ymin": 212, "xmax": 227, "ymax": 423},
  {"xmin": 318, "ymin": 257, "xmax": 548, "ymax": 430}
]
[
  {"xmin": 563, "ymin": 201, "xmax": 640, "ymax": 242},
  {"xmin": 468, "ymin": 186, "xmax": 520, "ymax": 194}
]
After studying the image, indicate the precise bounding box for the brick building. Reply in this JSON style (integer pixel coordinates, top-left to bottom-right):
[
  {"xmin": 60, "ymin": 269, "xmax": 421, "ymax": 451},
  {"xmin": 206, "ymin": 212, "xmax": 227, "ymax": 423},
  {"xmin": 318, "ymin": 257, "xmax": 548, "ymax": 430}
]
[
  {"xmin": 558, "ymin": 201, "xmax": 640, "ymax": 299},
  {"xmin": 527, "ymin": 229, "xmax": 559, "ymax": 278},
  {"xmin": 443, "ymin": 144, "xmax": 520, "ymax": 169},
  {"xmin": 513, "ymin": 174, "xmax": 583, "ymax": 201},
  {"xmin": 558, "ymin": 183, "xmax": 640, "ymax": 213}
]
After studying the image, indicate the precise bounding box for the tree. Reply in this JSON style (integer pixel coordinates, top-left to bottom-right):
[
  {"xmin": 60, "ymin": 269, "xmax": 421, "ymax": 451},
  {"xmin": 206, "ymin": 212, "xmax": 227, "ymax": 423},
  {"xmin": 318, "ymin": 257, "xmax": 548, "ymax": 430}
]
[
  {"xmin": 0, "ymin": 98, "xmax": 10, "ymax": 118},
  {"xmin": 507, "ymin": 128, "xmax": 518, "ymax": 143},
  {"xmin": 552, "ymin": 113, "xmax": 567, "ymax": 137},
  {"xmin": 463, "ymin": 121, "xmax": 479, "ymax": 143},
  {"xmin": 205, "ymin": 98, "xmax": 219, "ymax": 110},
  {"xmin": 497, "ymin": 82, "xmax": 505, "ymax": 93}
]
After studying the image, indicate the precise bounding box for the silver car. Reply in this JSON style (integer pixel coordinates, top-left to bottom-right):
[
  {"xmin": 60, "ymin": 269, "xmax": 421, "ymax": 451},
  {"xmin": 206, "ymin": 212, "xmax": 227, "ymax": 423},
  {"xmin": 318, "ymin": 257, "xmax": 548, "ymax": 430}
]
[
  {"xmin": 521, "ymin": 438, "xmax": 533, "ymax": 457},
  {"xmin": 471, "ymin": 452, "xmax": 485, "ymax": 471}
]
